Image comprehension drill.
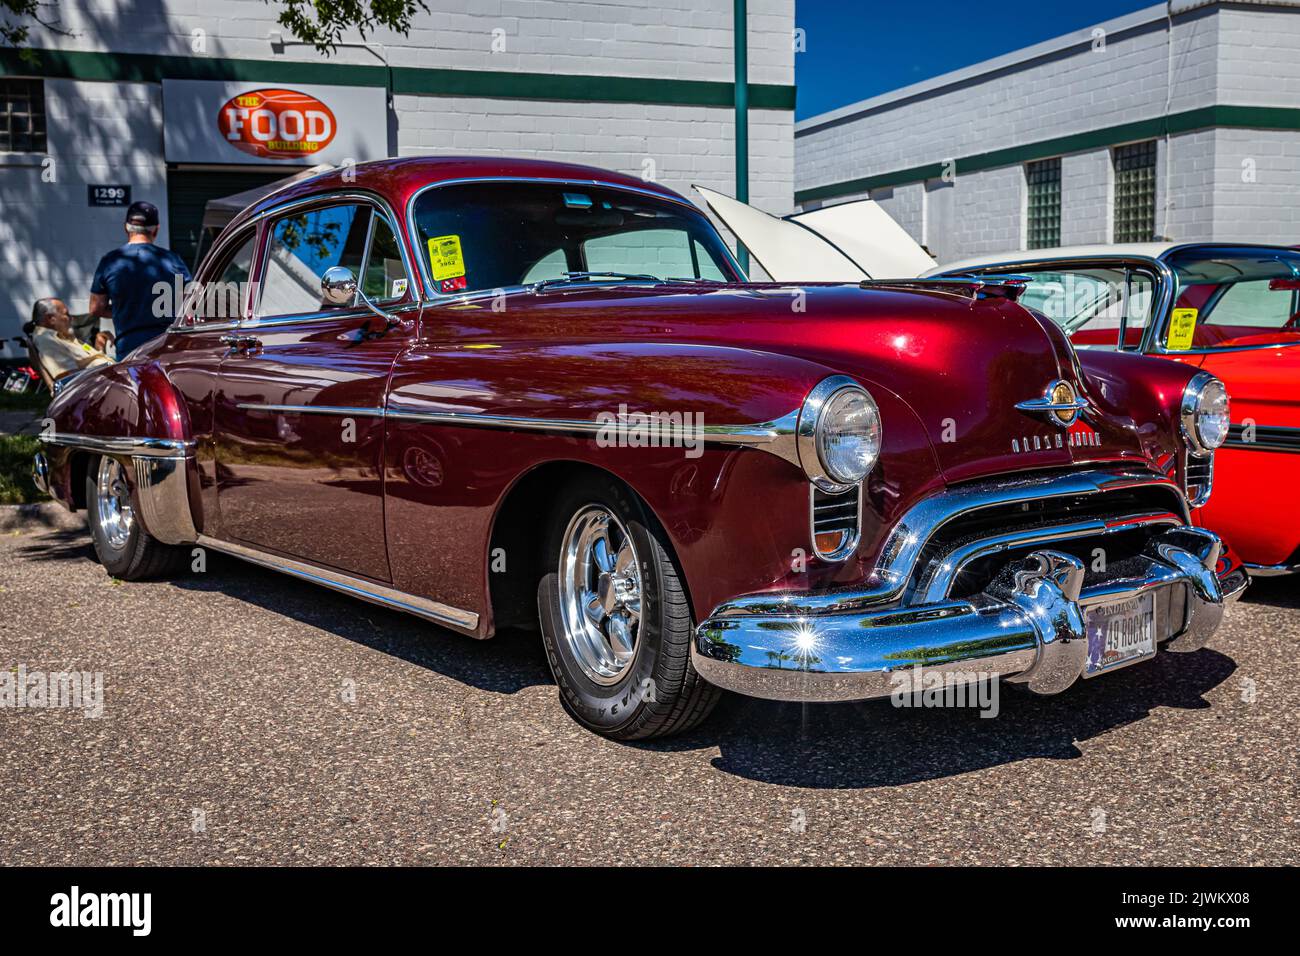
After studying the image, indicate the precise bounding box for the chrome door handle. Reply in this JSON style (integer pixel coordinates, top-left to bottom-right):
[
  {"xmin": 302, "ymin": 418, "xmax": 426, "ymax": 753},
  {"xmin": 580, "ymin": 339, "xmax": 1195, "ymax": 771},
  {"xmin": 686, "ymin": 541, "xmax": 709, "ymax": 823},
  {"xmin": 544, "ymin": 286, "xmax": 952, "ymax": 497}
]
[{"xmin": 220, "ymin": 333, "xmax": 262, "ymax": 353}]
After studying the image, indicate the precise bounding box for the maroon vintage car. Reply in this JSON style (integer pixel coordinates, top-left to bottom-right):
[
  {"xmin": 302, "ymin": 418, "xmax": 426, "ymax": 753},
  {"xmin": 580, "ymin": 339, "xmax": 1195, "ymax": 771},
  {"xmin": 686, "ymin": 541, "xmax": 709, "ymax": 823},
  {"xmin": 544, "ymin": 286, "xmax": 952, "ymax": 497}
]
[{"xmin": 34, "ymin": 157, "xmax": 1246, "ymax": 739}]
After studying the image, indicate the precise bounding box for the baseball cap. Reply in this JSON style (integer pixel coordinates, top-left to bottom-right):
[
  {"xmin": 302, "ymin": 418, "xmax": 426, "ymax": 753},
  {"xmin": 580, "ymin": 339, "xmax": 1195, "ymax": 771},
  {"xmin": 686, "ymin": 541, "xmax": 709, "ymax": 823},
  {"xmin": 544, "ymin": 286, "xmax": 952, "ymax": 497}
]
[{"xmin": 125, "ymin": 200, "xmax": 159, "ymax": 227}]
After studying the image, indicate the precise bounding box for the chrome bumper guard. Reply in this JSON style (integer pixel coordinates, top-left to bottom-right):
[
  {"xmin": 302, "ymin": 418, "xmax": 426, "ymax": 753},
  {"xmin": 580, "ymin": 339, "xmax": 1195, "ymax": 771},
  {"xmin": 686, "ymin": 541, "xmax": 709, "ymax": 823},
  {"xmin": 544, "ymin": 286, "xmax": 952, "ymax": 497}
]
[{"xmin": 692, "ymin": 526, "xmax": 1248, "ymax": 703}]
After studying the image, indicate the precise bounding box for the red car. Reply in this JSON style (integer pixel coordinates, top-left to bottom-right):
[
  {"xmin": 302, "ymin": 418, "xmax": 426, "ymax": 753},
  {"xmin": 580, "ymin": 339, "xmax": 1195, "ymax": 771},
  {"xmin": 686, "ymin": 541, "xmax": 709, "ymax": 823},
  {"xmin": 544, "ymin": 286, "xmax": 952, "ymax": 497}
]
[
  {"xmin": 932, "ymin": 243, "xmax": 1300, "ymax": 576},
  {"xmin": 34, "ymin": 158, "xmax": 1246, "ymax": 739}
]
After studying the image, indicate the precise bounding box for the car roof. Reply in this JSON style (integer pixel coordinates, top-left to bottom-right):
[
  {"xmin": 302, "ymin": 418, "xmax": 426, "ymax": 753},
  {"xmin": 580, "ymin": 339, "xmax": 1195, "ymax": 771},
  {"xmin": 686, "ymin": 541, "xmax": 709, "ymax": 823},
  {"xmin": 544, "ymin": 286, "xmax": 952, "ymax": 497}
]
[
  {"xmin": 928, "ymin": 241, "xmax": 1300, "ymax": 275},
  {"xmin": 224, "ymin": 155, "xmax": 693, "ymax": 233}
]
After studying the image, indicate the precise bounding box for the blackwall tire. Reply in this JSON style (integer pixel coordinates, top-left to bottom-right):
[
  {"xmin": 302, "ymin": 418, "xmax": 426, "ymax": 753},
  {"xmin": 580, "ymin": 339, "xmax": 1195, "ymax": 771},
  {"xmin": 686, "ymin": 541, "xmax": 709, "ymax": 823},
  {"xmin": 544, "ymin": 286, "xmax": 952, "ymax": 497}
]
[
  {"xmin": 537, "ymin": 473, "xmax": 719, "ymax": 740},
  {"xmin": 86, "ymin": 455, "xmax": 188, "ymax": 581}
]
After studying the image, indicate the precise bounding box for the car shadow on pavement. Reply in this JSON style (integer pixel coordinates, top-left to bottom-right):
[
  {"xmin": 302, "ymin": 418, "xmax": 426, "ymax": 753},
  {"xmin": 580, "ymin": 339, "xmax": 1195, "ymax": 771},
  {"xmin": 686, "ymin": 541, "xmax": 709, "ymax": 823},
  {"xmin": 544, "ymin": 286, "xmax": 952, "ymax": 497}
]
[
  {"xmin": 13, "ymin": 527, "xmax": 98, "ymax": 564},
  {"xmin": 169, "ymin": 552, "xmax": 554, "ymax": 696},
  {"xmin": 643, "ymin": 645, "xmax": 1240, "ymax": 790},
  {"xmin": 1237, "ymin": 575, "xmax": 1300, "ymax": 610},
  {"xmin": 17, "ymin": 526, "xmax": 1245, "ymax": 788}
]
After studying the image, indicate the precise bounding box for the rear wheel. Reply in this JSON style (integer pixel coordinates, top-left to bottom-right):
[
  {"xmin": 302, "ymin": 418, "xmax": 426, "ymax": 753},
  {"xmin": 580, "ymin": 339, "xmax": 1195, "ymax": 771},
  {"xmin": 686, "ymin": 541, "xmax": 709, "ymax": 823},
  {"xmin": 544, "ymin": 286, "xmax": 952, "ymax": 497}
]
[
  {"xmin": 86, "ymin": 456, "xmax": 188, "ymax": 580},
  {"xmin": 537, "ymin": 474, "xmax": 720, "ymax": 740}
]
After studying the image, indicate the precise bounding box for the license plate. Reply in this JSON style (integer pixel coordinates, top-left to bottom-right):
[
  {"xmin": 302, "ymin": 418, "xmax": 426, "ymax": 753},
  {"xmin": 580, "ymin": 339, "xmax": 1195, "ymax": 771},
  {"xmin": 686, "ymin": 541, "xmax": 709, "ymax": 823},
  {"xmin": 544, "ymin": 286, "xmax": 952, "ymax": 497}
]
[{"xmin": 1084, "ymin": 592, "xmax": 1156, "ymax": 676}]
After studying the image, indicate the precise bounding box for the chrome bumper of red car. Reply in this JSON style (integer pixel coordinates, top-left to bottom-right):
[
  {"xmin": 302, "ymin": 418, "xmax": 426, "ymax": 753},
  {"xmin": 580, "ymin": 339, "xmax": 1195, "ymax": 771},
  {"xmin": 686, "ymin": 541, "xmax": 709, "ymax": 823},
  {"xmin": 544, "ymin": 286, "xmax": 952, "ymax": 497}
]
[{"xmin": 692, "ymin": 526, "xmax": 1248, "ymax": 704}]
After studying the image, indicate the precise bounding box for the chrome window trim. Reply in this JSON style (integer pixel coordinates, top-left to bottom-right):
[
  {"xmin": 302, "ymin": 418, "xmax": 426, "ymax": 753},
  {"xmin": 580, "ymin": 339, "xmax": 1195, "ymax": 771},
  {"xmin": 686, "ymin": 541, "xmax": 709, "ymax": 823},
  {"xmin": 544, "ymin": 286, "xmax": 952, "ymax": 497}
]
[
  {"xmin": 196, "ymin": 534, "xmax": 480, "ymax": 633},
  {"xmin": 248, "ymin": 190, "xmax": 421, "ymax": 324},
  {"xmin": 404, "ymin": 175, "xmax": 746, "ymax": 299},
  {"xmin": 168, "ymin": 222, "xmax": 262, "ymax": 334}
]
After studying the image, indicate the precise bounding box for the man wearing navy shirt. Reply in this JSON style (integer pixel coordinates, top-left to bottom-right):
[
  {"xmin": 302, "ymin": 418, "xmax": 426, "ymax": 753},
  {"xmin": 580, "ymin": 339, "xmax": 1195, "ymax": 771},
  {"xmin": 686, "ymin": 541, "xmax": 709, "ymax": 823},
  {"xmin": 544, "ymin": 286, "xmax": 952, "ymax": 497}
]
[{"xmin": 89, "ymin": 201, "xmax": 191, "ymax": 358}]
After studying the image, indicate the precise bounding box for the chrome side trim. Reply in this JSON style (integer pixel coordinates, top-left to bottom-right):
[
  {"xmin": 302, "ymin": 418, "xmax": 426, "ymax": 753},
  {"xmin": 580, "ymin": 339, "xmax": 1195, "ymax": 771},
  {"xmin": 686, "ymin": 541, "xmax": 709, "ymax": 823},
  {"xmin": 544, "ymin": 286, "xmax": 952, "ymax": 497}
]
[
  {"xmin": 132, "ymin": 456, "xmax": 199, "ymax": 545},
  {"xmin": 236, "ymin": 403, "xmax": 387, "ymax": 419},
  {"xmin": 1245, "ymin": 562, "xmax": 1300, "ymax": 577},
  {"xmin": 711, "ymin": 468, "xmax": 1191, "ymax": 617},
  {"xmin": 37, "ymin": 433, "xmax": 195, "ymax": 460},
  {"xmin": 236, "ymin": 402, "xmax": 803, "ymax": 462},
  {"xmin": 196, "ymin": 534, "xmax": 481, "ymax": 633},
  {"xmin": 1225, "ymin": 422, "xmax": 1300, "ymax": 454},
  {"xmin": 387, "ymin": 406, "xmax": 801, "ymax": 459}
]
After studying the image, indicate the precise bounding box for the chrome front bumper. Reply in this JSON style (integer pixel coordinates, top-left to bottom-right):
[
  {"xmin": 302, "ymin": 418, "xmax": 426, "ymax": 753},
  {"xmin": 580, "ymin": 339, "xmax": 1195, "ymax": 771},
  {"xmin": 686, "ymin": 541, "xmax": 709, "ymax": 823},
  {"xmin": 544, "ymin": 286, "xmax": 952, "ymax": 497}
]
[{"xmin": 692, "ymin": 526, "xmax": 1248, "ymax": 703}]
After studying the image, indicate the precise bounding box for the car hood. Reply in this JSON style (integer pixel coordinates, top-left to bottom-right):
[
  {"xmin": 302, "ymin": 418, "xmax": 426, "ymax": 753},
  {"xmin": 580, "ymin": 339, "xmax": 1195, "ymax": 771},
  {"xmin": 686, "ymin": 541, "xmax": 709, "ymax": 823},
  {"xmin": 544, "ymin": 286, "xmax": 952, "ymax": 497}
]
[{"xmin": 517, "ymin": 282, "xmax": 1150, "ymax": 483}]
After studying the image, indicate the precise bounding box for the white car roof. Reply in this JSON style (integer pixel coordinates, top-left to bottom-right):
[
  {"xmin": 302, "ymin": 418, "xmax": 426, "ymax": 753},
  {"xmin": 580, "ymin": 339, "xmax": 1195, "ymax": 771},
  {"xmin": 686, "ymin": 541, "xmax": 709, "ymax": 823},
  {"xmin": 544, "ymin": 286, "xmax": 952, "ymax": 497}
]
[{"xmin": 927, "ymin": 243, "xmax": 1183, "ymax": 275}]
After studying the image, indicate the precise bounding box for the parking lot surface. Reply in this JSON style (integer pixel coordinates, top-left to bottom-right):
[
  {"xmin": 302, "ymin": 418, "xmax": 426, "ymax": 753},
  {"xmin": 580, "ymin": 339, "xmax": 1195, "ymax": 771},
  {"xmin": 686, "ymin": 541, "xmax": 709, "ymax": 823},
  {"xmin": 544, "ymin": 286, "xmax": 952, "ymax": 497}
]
[{"xmin": 2, "ymin": 518, "xmax": 1297, "ymax": 865}]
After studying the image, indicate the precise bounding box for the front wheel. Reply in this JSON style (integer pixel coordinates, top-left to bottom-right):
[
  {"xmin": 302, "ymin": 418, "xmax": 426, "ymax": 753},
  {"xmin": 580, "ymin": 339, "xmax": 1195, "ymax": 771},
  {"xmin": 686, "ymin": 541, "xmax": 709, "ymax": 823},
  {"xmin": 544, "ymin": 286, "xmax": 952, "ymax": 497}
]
[
  {"xmin": 537, "ymin": 474, "xmax": 720, "ymax": 740},
  {"xmin": 86, "ymin": 455, "xmax": 188, "ymax": 580}
]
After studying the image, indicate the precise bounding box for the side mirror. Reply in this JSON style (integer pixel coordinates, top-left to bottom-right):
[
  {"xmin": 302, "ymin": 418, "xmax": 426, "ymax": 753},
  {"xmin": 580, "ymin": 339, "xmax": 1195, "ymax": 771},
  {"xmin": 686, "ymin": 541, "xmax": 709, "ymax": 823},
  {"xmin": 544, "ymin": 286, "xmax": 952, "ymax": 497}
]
[{"xmin": 321, "ymin": 266, "xmax": 358, "ymax": 306}]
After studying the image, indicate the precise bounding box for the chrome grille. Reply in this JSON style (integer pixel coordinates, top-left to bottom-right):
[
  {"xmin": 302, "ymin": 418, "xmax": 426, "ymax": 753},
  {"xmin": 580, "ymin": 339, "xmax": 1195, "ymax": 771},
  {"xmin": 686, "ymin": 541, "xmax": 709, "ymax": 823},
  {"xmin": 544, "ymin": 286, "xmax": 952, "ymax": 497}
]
[
  {"xmin": 810, "ymin": 484, "xmax": 861, "ymax": 561},
  {"xmin": 1183, "ymin": 451, "xmax": 1214, "ymax": 508}
]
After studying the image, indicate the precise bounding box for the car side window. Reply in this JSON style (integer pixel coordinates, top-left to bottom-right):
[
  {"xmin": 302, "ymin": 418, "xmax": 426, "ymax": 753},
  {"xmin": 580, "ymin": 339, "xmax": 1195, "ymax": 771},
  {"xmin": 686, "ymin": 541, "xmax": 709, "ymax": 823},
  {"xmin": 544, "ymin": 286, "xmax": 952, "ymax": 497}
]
[
  {"xmin": 1014, "ymin": 268, "xmax": 1152, "ymax": 348},
  {"xmin": 1203, "ymin": 279, "xmax": 1295, "ymax": 329},
  {"xmin": 362, "ymin": 214, "xmax": 410, "ymax": 303},
  {"xmin": 185, "ymin": 229, "xmax": 257, "ymax": 325},
  {"xmin": 258, "ymin": 203, "xmax": 370, "ymax": 317}
]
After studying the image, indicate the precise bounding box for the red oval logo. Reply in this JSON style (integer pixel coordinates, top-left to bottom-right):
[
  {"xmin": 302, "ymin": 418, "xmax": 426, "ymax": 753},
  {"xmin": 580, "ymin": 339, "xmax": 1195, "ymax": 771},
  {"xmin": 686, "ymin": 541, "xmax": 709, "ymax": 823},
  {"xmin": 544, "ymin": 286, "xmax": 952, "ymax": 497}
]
[{"xmin": 217, "ymin": 88, "xmax": 337, "ymax": 160}]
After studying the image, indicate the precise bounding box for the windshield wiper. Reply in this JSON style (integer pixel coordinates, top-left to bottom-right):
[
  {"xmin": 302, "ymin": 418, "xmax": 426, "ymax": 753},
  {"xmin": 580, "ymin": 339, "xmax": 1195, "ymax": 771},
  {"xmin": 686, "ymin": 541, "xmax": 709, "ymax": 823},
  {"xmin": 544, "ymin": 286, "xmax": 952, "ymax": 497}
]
[{"xmin": 531, "ymin": 271, "xmax": 661, "ymax": 291}]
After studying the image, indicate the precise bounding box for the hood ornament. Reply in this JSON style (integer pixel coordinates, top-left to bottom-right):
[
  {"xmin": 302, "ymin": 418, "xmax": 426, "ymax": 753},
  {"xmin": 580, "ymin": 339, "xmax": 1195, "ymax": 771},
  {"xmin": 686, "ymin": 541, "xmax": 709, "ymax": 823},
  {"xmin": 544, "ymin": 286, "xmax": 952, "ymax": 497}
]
[{"xmin": 1016, "ymin": 379, "xmax": 1090, "ymax": 428}]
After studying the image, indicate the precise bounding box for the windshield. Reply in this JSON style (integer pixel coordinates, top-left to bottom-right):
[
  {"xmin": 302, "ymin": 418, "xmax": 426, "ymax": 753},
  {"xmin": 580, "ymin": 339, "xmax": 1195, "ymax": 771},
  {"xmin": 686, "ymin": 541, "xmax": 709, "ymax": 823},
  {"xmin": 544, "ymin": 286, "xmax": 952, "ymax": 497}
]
[
  {"xmin": 1161, "ymin": 248, "xmax": 1300, "ymax": 351},
  {"xmin": 1012, "ymin": 266, "xmax": 1155, "ymax": 349},
  {"xmin": 410, "ymin": 182, "xmax": 740, "ymax": 295}
]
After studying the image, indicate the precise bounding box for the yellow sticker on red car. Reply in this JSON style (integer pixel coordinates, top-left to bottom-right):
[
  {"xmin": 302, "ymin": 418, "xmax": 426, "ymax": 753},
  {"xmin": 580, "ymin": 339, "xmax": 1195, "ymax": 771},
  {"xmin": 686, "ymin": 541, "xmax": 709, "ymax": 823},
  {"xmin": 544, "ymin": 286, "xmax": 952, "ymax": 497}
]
[
  {"xmin": 427, "ymin": 235, "xmax": 466, "ymax": 281},
  {"xmin": 1167, "ymin": 307, "xmax": 1198, "ymax": 350}
]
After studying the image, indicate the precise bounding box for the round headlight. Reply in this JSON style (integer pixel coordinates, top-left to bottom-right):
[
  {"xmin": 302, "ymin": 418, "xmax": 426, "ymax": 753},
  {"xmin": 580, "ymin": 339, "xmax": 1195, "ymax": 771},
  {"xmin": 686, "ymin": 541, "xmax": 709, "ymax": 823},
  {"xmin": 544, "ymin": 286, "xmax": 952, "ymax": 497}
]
[
  {"xmin": 797, "ymin": 376, "xmax": 882, "ymax": 489},
  {"xmin": 1181, "ymin": 373, "xmax": 1229, "ymax": 454}
]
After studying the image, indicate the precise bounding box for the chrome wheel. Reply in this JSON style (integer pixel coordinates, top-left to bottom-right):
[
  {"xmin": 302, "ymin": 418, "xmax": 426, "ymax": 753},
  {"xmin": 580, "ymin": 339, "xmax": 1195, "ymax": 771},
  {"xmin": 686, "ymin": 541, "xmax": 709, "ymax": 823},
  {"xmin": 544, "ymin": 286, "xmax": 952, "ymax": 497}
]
[
  {"xmin": 558, "ymin": 505, "xmax": 643, "ymax": 685},
  {"xmin": 95, "ymin": 456, "xmax": 134, "ymax": 551}
]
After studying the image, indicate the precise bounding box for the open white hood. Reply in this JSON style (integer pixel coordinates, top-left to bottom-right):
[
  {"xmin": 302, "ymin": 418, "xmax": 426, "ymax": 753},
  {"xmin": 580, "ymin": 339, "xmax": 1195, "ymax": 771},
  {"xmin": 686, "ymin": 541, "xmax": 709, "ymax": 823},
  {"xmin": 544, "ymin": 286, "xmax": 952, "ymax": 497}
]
[{"xmin": 694, "ymin": 185, "xmax": 934, "ymax": 282}]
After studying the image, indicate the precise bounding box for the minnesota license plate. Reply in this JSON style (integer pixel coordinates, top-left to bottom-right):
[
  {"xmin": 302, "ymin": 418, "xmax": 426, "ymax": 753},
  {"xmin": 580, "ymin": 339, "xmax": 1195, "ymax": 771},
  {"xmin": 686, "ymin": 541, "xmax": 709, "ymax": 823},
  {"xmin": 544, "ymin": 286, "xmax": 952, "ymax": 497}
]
[{"xmin": 1084, "ymin": 591, "xmax": 1156, "ymax": 676}]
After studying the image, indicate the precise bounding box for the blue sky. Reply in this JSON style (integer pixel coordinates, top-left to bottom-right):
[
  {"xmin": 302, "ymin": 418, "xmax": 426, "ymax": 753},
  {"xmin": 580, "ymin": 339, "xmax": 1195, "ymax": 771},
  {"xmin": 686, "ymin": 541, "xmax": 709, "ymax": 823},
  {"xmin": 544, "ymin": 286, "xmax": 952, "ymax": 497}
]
[{"xmin": 794, "ymin": 0, "xmax": 1157, "ymax": 120}]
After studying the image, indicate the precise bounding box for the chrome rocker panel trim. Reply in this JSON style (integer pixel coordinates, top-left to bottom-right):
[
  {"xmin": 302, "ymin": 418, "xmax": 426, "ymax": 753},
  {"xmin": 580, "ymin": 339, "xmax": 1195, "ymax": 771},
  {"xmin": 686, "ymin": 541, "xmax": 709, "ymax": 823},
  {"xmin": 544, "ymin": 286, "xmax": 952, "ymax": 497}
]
[
  {"xmin": 693, "ymin": 526, "xmax": 1244, "ymax": 704},
  {"xmin": 196, "ymin": 535, "xmax": 481, "ymax": 633}
]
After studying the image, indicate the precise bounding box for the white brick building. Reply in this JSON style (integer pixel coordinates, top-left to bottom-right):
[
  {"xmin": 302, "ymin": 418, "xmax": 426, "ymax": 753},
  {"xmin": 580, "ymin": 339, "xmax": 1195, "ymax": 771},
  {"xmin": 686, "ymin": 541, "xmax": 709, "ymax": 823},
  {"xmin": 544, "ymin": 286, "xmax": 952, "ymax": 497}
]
[
  {"xmin": 795, "ymin": 0, "xmax": 1300, "ymax": 266},
  {"xmin": 0, "ymin": 0, "xmax": 794, "ymax": 346}
]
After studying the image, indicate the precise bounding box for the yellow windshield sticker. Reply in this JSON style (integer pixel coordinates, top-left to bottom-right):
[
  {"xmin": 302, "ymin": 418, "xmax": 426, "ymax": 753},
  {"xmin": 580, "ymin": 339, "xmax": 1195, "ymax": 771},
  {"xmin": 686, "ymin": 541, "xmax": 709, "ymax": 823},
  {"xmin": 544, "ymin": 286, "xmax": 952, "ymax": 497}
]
[
  {"xmin": 427, "ymin": 235, "xmax": 466, "ymax": 281},
  {"xmin": 1167, "ymin": 307, "xmax": 1198, "ymax": 350}
]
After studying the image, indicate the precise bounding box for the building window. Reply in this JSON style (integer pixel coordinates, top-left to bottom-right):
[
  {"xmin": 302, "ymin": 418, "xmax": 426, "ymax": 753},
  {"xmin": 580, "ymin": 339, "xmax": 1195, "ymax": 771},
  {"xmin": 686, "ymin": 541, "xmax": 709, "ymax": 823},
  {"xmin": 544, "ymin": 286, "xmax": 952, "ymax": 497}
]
[
  {"xmin": 1025, "ymin": 158, "xmax": 1061, "ymax": 249},
  {"xmin": 1113, "ymin": 140, "xmax": 1157, "ymax": 243},
  {"xmin": 1, "ymin": 78, "xmax": 47, "ymax": 153}
]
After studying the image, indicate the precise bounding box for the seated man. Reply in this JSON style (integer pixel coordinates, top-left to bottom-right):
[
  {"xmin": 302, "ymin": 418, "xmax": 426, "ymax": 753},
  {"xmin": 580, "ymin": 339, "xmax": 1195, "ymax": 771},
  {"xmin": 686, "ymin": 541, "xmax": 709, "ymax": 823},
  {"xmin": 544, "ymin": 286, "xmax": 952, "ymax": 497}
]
[{"xmin": 26, "ymin": 298, "xmax": 113, "ymax": 385}]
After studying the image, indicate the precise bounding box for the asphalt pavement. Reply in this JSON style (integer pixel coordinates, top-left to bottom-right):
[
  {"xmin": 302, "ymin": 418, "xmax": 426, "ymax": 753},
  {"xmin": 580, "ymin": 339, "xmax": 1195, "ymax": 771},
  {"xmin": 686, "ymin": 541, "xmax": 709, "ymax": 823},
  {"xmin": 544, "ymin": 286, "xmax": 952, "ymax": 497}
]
[{"xmin": 2, "ymin": 515, "xmax": 1296, "ymax": 865}]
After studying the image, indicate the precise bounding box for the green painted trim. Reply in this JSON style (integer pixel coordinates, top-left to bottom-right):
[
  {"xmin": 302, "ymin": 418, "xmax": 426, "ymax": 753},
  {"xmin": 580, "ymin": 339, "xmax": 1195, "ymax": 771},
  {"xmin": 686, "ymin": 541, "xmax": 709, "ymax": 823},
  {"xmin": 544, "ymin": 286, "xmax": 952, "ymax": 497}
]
[
  {"xmin": 795, "ymin": 105, "xmax": 1300, "ymax": 203},
  {"xmin": 1, "ymin": 47, "xmax": 795, "ymax": 110}
]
